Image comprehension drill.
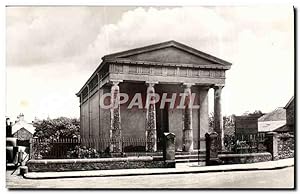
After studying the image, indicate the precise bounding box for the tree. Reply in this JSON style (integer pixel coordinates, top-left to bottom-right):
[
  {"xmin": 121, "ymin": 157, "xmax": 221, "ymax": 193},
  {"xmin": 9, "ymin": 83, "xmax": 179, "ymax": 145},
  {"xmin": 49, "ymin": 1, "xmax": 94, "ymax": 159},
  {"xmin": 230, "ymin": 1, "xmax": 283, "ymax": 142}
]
[
  {"xmin": 242, "ymin": 110, "xmax": 263, "ymax": 116},
  {"xmin": 33, "ymin": 117, "xmax": 80, "ymax": 139},
  {"xmin": 209, "ymin": 113, "xmax": 236, "ymax": 151},
  {"xmin": 208, "ymin": 113, "xmax": 235, "ymax": 136},
  {"xmin": 31, "ymin": 117, "xmax": 80, "ymax": 159}
]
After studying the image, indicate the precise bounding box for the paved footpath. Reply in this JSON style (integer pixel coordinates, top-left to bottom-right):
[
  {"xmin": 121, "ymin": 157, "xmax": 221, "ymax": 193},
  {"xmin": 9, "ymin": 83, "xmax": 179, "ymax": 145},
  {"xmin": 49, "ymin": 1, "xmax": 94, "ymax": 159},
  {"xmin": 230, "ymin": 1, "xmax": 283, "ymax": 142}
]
[{"xmin": 24, "ymin": 158, "xmax": 294, "ymax": 179}]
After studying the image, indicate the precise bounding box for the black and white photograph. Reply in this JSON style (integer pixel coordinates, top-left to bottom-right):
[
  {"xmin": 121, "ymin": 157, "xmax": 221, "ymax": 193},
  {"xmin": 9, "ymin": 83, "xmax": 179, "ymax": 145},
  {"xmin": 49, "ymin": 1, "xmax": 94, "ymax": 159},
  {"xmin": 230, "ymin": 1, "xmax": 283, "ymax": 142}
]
[{"xmin": 4, "ymin": 3, "xmax": 295, "ymax": 189}]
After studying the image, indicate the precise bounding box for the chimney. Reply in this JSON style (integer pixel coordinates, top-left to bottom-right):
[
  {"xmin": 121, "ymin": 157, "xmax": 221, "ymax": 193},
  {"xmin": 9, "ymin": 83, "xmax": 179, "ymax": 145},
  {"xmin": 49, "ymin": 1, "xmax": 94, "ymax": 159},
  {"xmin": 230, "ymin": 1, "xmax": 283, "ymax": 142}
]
[
  {"xmin": 18, "ymin": 113, "xmax": 25, "ymax": 121},
  {"xmin": 6, "ymin": 118, "xmax": 12, "ymax": 137}
]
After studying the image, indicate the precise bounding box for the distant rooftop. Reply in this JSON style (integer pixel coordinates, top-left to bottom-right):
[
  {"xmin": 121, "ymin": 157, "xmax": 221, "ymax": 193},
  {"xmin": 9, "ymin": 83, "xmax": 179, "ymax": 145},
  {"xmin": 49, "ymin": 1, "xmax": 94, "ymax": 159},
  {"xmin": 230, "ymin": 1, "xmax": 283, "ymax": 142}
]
[
  {"xmin": 12, "ymin": 113, "xmax": 35, "ymax": 134},
  {"xmin": 258, "ymin": 107, "xmax": 286, "ymax": 122},
  {"xmin": 284, "ymin": 96, "xmax": 294, "ymax": 109}
]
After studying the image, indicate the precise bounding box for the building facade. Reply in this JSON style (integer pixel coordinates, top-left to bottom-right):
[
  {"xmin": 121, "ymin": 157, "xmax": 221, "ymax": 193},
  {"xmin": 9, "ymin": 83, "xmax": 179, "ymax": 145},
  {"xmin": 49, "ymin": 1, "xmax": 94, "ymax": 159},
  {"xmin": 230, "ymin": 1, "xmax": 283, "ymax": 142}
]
[
  {"xmin": 285, "ymin": 96, "xmax": 294, "ymax": 128},
  {"xmin": 12, "ymin": 113, "xmax": 35, "ymax": 140},
  {"xmin": 274, "ymin": 96, "xmax": 295, "ymax": 133},
  {"xmin": 76, "ymin": 41, "xmax": 231, "ymax": 152}
]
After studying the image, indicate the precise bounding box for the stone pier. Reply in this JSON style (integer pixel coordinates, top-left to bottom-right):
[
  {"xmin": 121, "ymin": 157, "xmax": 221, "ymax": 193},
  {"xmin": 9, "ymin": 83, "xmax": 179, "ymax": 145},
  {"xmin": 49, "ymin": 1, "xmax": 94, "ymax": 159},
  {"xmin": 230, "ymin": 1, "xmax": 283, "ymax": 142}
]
[
  {"xmin": 214, "ymin": 85, "xmax": 224, "ymax": 151},
  {"xmin": 110, "ymin": 80, "xmax": 122, "ymax": 152},
  {"xmin": 182, "ymin": 83, "xmax": 193, "ymax": 152},
  {"xmin": 145, "ymin": 82, "xmax": 157, "ymax": 152}
]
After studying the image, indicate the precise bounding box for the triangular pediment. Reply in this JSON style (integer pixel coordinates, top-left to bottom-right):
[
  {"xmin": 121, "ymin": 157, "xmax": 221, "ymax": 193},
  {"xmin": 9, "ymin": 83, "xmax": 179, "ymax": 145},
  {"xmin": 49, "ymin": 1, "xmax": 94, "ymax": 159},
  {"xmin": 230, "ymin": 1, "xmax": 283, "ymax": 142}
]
[{"xmin": 103, "ymin": 40, "xmax": 231, "ymax": 66}]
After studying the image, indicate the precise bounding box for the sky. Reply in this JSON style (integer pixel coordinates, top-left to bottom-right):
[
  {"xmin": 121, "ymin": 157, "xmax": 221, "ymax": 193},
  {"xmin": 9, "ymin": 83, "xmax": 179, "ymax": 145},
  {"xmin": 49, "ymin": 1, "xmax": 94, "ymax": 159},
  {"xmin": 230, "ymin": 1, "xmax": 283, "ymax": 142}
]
[{"xmin": 6, "ymin": 6, "xmax": 294, "ymax": 122}]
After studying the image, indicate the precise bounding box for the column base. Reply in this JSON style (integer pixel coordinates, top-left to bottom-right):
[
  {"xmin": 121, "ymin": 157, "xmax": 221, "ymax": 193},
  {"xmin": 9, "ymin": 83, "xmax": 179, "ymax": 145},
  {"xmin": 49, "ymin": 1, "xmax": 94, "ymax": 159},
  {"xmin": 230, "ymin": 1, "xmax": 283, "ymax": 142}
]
[
  {"xmin": 182, "ymin": 129, "xmax": 193, "ymax": 152},
  {"xmin": 146, "ymin": 130, "xmax": 157, "ymax": 152}
]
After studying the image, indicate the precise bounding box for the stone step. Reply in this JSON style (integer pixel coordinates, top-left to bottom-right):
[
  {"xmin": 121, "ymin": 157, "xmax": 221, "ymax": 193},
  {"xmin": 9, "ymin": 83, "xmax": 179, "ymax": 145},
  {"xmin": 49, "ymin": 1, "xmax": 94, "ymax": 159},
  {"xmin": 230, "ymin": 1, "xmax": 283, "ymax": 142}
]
[
  {"xmin": 175, "ymin": 154, "xmax": 206, "ymax": 163},
  {"xmin": 176, "ymin": 158, "xmax": 206, "ymax": 163},
  {"xmin": 175, "ymin": 154, "xmax": 205, "ymax": 159},
  {"xmin": 112, "ymin": 150, "xmax": 206, "ymax": 157},
  {"xmin": 175, "ymin": 150, "xmax": 206, "ymax": 155}
]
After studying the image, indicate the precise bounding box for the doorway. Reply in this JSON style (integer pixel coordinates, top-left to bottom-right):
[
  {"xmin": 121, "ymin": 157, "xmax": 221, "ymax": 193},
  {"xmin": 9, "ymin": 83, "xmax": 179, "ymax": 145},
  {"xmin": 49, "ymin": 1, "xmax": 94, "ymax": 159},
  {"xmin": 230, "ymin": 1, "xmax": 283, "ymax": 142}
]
[{"xmin": 156, "ymin": 103, "xmax": 169, "ymax": 150}]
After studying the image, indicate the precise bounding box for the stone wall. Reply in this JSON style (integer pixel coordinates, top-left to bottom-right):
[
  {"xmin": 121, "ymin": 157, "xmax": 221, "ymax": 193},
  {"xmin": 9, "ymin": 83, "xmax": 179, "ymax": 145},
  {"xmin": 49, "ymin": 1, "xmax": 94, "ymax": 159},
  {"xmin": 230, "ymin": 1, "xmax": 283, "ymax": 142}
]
[
  {"xmin": 80, "ymin": 98, "xmax": 89, "ymax": 138},
  {"xmin": 120, "ymin": 82, "xmax": 147, "ymax": 139},
  {"xmin": 218, "ymin": 152, "xmax": 272, "ymax": 164},
  {"xmin": 89, "ymin": 92, "xmax": 100, "ymax": 139},
  {"xmin": 27, "ymin": 156, "xmax": 172, "ymax": 172},
  {"xmin": 277, "ymin": 133, "xmax": 294, "ymax": 159}
]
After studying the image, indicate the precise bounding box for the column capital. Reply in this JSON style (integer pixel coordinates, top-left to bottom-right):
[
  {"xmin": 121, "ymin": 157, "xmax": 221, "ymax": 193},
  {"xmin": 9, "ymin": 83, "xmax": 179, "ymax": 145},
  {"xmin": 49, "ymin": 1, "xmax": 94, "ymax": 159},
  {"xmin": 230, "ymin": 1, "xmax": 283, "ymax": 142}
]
[
  {"xmin": 146, "ymin": 81, "xmax": 158, "ymax": 87},
  {"xmin": 182, "ymin": 83, "xmax": 194, "ymax": 88},
  {"xmin": 213, "ymin": 84, "xmax": 224, "ymax": 89},
  {"xmin": 110, "ymin": 79, "xmax": 123, "ymax": 86}
]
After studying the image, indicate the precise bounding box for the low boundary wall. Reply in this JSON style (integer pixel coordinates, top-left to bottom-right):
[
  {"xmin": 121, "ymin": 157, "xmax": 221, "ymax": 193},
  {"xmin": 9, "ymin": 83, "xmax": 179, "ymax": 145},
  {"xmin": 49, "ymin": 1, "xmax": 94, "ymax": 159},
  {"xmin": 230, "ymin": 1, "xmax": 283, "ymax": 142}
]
[
  {"xmin": 218, "ymin": 152, "xmax": 272, "ymax": 164},
  {"xmin": 27, "ymin": 156, "xmax": 174, "ymax": 172}
]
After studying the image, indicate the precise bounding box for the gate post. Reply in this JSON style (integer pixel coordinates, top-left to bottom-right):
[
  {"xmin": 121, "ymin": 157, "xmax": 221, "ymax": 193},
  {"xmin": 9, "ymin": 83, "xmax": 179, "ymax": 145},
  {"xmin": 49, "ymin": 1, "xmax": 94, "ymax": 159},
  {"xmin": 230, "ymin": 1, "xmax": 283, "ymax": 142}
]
[
  {"xmin": 29, "ymin": 138, "xmax": 33, "ymax": 160},
  {"xmin": 266, "ymin": 132, "xmax": 279, "ymax": 160},
  {"xmin": 205, "ymin": 132, "xmax": 222, "ymax": 165},
  {"xmin": 29, "ymin": 137, "xmax": 38, "ymax": 160},
  {"xmin": 163, "ymin": 132, "xmax": 176, "ymax": 168}
]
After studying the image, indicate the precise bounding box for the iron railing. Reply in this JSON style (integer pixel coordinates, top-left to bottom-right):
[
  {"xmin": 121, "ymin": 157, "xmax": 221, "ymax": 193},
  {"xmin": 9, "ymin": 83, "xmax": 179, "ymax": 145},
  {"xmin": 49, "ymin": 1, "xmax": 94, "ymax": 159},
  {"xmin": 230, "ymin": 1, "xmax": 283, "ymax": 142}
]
[{"xmin": 30, "ymin": 137, "xmax": 163, "ymax": 159}]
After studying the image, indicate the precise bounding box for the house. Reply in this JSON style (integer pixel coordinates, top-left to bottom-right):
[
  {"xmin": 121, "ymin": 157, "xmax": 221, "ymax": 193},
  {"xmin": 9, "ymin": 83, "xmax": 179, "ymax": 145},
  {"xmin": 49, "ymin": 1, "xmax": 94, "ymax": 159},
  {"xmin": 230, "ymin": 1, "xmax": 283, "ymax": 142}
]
[
  {"xmin": 258, "ymin": 107, "xmax": 286, "ymax": 134},
  {"xmin": 258, "ymin": 96, "xmax": 294, "ymax": 134},
  {"xmin": 284, "ymin": 96, "xmax": 294, "ymax": 131},
  {"xmin": 12, "ymin": 113, "xmax": 35, "ymax": 142},
  {"xmin": 274, "ymin": 96, "xmax": 294, "ymax": 133},
  {"xmin": 76, "ymin": 40, "xmax": 232, "ymax": 153}
]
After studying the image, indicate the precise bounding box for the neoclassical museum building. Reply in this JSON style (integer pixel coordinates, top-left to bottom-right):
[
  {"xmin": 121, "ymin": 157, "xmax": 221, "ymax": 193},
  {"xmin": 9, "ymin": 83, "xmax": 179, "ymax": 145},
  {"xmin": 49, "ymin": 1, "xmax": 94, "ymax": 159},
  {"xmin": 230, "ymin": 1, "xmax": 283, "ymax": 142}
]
[{"xmin": 76, "ymin": 41, "xmax": 231, "ymax": 153}]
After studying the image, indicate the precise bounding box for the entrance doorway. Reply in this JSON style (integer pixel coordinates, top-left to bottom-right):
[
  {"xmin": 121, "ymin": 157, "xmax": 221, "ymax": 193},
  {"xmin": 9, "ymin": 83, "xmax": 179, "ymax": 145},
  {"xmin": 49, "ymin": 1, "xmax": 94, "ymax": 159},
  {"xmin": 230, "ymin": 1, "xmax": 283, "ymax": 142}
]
[{"xmin": 156, "ymin": 103, "xmax": 169, "ymax": 150}]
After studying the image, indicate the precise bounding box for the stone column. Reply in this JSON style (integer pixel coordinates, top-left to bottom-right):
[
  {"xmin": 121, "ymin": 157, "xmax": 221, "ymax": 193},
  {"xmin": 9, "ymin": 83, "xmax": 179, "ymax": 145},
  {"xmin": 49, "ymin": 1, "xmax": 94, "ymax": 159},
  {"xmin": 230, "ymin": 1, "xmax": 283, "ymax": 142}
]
[
  {"xmin": 199, "ymin": 87, "xmax": 210, "ymax": 151},
  {"xmin": 87, "ymin": 85, "xmax": 91, "ymax": 138},
  {"xmin": 110, "ymin": 80, "xmax": 122, "ymax": 153},
  {"xmin": 145, "ymin": 82, "xmax": 157, "ymax": 152},
  {"xmin": 97, "ymin": 72, "xmax": 101, "ymax": 138},
  {"xmin": 80, "ymin": 93, "xmax": 84, "ymax": 138},
  {"xmin": 214, "ymin": 85, "xmax": 224, "ymax": 151},
  {"xmin": 182, "ymin": 83, "xmax": 193, "ymax": 152}
]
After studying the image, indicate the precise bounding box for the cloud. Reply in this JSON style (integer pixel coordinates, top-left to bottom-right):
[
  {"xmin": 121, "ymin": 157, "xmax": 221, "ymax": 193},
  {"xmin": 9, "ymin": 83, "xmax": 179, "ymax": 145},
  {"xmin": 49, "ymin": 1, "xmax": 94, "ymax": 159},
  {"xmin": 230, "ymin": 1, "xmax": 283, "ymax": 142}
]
[
  {"xmin": 86, "ymin": 7, "xmax": 233, "ymax": 62},
  {"xmin": 6, "ymin": 7, "xmax": 133, "ymax": 67},
  {"xmin": 6, "ymin": 6, "xmax": 294, "ymax": 121}
]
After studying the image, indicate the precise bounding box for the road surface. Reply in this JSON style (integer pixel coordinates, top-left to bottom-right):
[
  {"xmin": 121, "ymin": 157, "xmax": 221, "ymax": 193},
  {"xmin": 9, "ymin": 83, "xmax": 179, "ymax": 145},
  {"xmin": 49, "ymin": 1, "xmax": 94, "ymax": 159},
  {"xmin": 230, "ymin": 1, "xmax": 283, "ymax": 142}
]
[{"xmin": 6, "ymin": 167, "xmax": 294, "ymax": 189}]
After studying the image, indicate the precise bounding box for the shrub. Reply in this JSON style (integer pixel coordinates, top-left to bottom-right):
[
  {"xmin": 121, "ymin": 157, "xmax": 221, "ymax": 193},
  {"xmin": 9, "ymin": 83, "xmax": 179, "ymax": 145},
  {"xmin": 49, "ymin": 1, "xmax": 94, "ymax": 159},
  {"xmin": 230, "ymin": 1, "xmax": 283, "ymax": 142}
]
[{"xmin": 66, "ymin": 145, "xmax": 112, "ymax": 159}]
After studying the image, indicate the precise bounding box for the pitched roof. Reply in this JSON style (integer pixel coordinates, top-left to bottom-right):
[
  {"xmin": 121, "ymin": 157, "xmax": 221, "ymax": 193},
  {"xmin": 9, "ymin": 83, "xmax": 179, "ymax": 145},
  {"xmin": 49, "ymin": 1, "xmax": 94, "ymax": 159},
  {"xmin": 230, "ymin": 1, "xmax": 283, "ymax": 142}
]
[
  {"xmin": 284, "ymin": 96, "xmax": 294, "ymax": 109},
  {"xmin": 76, "ymin": 40, "xmax": 232, "ymax": 96},
  {"xmin": 274, "ymin": 124, "xmax": 293, "ymax": 133},
  {"xmin": 103, "ymin": 40, "xmax": 232, "ymax": 66},
  {"xmin": 258, "ymin": 107, "xmax": 286, "ymax": 122},
  {"xmin": 12, "ymin": 120, "xmax": 35, "ymax": 134}
]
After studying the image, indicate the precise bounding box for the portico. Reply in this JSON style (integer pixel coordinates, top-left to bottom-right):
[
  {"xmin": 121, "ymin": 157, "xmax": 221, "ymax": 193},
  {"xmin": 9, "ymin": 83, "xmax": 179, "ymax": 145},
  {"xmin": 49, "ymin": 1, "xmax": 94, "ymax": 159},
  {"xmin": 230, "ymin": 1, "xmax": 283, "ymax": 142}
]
[{"xmin": 76, "ymin": 40, "xmax": 231, "ymax": 153}]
